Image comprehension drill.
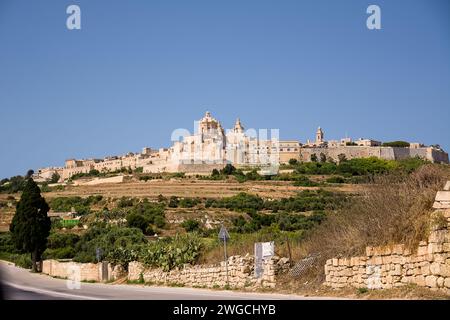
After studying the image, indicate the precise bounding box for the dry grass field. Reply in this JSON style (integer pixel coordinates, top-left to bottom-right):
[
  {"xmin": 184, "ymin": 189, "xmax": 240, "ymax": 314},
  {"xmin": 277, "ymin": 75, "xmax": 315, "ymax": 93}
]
[
  {"xmin": 43, "ymin": 179, "xmax": 361, "ymax": 200},
  {"xmin": 0, "ymin": 178, "xmax": 361, "ymax": 232}
]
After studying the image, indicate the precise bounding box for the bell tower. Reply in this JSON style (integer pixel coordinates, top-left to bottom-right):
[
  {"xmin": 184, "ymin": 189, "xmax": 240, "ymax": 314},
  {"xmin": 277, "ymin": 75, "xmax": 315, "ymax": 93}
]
[{"xmin": 316, "ymin": 127, "xmax": 324, "ymax": 144}]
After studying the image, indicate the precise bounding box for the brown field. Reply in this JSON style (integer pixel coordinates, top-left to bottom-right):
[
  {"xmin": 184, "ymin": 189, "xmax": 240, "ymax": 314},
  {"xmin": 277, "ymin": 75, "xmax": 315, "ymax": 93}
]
[
  {"xmin": 0, "ymin": 178, "xmax": 362, "ymax": 232},
  {"xmin": 42, "ymin": 179, "xmax": 362, "ymax": 200}
]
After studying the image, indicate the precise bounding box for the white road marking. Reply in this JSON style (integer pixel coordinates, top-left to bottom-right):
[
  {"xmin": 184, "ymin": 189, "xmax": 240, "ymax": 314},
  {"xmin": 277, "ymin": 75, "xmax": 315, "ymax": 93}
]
[{"xmin": 3, "ymin": 281, "xmax": 104, "ymax": 300}]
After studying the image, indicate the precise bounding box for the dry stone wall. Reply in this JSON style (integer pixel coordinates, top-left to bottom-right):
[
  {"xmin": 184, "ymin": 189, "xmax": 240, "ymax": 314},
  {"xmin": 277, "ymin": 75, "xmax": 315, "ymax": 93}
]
[
  {"xmin": 128, "ymin": 254, "xmax": 290, "ymax": 289},
  {"xmin": 324, "ymin": 183, "xmax": 450, "ymax": 294},
  {"xmin": 42, "ymin": 255, "xmax": 290, "ymax": 289}
]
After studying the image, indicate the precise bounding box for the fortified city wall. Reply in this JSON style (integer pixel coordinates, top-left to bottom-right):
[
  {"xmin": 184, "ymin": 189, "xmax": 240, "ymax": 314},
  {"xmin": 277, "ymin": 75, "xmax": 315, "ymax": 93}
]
[{"xmin": 299, "ymin": 146, "xmax": 449, "ymax": 163}]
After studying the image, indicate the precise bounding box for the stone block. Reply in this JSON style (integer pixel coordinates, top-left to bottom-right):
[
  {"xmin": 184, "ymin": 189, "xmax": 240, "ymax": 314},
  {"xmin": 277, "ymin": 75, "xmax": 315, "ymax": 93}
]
[
  {"xmin": 415, "ymin": 275, "xmax": 426, "ymax": 286},
  {"xmin": 429, "ymin": 230, "xmax": 447, "ymax": 244},
  {"xmin": 417, "ymin": 245, "xmax": 428, "ymax": 256},
  {"xmin": 437, "ymin": 277, "xmax": 445, "ymax": 288},
  {"xmin": 433, "ymin": 201, "xmax": 450, "ymax": 209},
  {"xmin": 443, "ymin": 243, "xmax": 450, "ymax": 253},
  {"xmin": 425, "ymin": 275, "xmax": 438, "ymax": 288},
  {"xmin": 382, "ymin": 256, "xmax": 392, "ymax": 264},
  {"xmin": 392, "ymin": 244, "xmax": 404, "ymax": 255},
  {"xmin": 444, "ymin": 181, "xmax": 450, "ymax": 191},
  {"xmin": 391, "ymin": 264, "xmax": 402, "ymax": 276},
  {"xmin": 444, "ymin": 278, "xmax": 450, "ymax": 288},
  {"xmin": 441, "ymin": 264, "xmax": 450, "ymax": 277},
  {"xmin": 430, "ymin": 262, "xmax": 442, "ymax": 275},
  {"xmin": 428, "ymin": 243, "xmax": 444, "ymax": 254},
  {"xmin": 435, "ymin": 191, "xmax": 450, "ymax": 202}
]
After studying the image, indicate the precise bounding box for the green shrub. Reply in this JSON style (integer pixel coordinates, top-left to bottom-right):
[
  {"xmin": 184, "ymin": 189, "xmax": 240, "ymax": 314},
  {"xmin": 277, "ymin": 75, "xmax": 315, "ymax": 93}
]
[
  {"xmin": 139, "ymin": 234, "xmax": 202, "ymax": 271},
  {"xmin": 73, "ymin": 224, "xmax": 147, "ymax": 263},
  {"xmin": 117, "ymin": 197, "xmax": 134, "ymax": 208},
  {"xmin": 168, "ymin": 196, "xmax": 179, "ymax": 208},
  {"xmin": 181, "ymin": 219, "xmax": 200, "ymax": 232},
  {"xmin": 292, "ymin": 175, "xmax": 319, "ymax": 187},
  {"xmin": 382, "ymin": 141, "xmax": 410, "ymax": 148},
  {"xmin": 326, "ymin": 176, "xmax": 345, "ymax": 184},
  {"xmin": 42, "ymin": 247, "xmax": 76, "ymax": 259}
]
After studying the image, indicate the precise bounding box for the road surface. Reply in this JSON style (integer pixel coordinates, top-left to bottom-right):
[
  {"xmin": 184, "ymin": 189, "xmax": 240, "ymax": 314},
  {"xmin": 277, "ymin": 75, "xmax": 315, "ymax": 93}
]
[{"xmin": 0, "ymin": 261, "xmax": 330, "ymax": 300}]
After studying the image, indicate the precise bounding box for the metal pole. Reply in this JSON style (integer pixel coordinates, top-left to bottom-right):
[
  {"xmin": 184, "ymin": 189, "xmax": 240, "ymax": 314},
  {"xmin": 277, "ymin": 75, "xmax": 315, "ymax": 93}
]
[
  {"xmin": 224, "ymin": 237, "xmax": 229, "ymax": 286},
  {"xmin": 286, "ymin": 236, "xmax": 293, "ymax": 267}
]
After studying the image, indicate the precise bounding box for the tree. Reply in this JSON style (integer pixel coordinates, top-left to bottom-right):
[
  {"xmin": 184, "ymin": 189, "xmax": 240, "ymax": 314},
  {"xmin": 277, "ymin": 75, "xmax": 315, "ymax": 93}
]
[
  {"xmin": 320, "ymin": 153, "xmax": 327, "ymax": 163},
  {"xmin": 50, "ymin": 172, "xmax": 60, "ymax": 183},
  {"xmin": 382, "ymin": 141, "xmax": 410, "ymax": 148},
  {"xmin": 310, "ymin": 154, "xmax": 318, "ymax": 162},
  {"xmin": 221, "ymin": 164, "xmax": 236, "ymax": 175},
  {"xmin": 211, "ymin": 169, "xmax": 220, "ymax": 176},
  {"xmin": 338, "ymin": 153, "xmax": 347, "ymax": 163},
  {"xmin": 288, "ymin": 158, "xmax": 298, "ymax": 166},
  {"xmin": 181, "ymin": 219, "xmax": 200, "ymax": 232},
  {"xmin": 126, "ymin": 213, "xmax": 150, "ymax": 234},
  {"xmin": 88, "ymin": 169, "xmax": 100, "ymax": 176},
  {"xmin": 10, "ymin": 177, "xmax": 51, "ymax": 272}
]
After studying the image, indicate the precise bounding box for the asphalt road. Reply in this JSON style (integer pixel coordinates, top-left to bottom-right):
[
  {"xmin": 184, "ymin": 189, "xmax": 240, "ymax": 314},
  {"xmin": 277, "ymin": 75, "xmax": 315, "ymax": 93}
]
[{"xmin": 0, "ymin": 261, "xmax": 328, "ymax": 300}]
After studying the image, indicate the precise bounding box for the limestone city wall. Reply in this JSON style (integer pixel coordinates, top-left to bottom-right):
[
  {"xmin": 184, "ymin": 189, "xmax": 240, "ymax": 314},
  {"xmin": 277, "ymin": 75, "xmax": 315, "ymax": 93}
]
[
  {"xmin": 299, "ymin": 146, "xmax": 449, "ymax": 164},
  {"xmin": 324, "ymin": 183, "xmax": 450, "ymax": 293}
]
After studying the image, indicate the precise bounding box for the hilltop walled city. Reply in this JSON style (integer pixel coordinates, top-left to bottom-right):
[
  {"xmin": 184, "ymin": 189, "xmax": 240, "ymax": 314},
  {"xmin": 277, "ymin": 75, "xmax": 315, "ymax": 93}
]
[{"xmin": 34, "ymin": 111, "xmax": 449, "ymax": 182}]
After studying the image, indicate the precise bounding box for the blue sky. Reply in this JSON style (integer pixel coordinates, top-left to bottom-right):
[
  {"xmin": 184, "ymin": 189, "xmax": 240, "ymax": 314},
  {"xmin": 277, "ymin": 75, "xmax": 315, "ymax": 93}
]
[{"xmin": 0, "ymin": 0, "xmax": 449, "ymax": 178}]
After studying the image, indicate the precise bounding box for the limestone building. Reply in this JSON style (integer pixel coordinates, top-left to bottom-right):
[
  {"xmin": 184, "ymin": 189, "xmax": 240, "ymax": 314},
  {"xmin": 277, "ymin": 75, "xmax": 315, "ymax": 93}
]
[{"xmin": 37, "ymin": 112, "xmax": 448, "ymax": 181}]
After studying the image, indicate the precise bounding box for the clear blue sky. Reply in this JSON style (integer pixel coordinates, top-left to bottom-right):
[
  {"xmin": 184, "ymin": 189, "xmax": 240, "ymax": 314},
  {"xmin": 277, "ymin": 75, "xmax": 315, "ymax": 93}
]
[{"xmin": 0, "ymin": 0, "xmax": 449, "ymax": 178}]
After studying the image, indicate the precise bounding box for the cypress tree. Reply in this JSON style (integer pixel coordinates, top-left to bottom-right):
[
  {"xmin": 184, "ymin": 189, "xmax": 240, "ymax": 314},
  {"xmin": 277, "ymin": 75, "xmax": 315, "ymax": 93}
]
[{"xmin": 10, "ymin": 176, "xmax": 51, "ymax": 272}]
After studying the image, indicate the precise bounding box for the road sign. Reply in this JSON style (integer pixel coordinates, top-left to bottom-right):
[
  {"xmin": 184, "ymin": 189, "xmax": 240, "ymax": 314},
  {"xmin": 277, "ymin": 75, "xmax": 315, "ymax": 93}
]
[
  {"xmin": 255, "ymin": 241, "xmax": 275, "ymax": 279},
  {"xmin": 96, "ymin": 247, "xmax": 102, "ymax": 262},
  {"xmin": 218, "ymin": 225, "xmax": 230, "ymax": 286},
  {"xmin": 254, "ymin": 242, "xmax": 263, "ymax": 278},
  {"xmin": 218, "ymin": 225, "xmax": 230, "ymax": 242},
  {"xmin": 262, "ymin": 241, "xmax": 274, "ymax": 258}
]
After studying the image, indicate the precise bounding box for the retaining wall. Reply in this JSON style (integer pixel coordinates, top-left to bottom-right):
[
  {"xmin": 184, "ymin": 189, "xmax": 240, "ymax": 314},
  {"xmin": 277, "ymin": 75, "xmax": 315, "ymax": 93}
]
[
  {"xmin": 324, "ymin": 183, "xmax": 450, "ymax": 294},
  {"xmin": 128, "ymin": 255, "xmax": 290, "ymax": 289}
]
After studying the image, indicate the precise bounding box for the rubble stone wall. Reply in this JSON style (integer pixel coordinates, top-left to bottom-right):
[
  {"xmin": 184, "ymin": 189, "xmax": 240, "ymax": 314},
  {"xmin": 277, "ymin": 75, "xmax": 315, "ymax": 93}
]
[
  {"xmin": 128, "ymin": 255, "xmax": 290, "ymax": 289},
  {"xmin": 324, "ymin": 183, "xmax": 450, "ymax": 294}
]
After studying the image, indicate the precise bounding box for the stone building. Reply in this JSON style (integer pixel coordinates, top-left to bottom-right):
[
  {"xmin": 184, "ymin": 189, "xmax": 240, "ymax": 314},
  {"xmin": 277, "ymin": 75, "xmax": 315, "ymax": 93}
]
[{"xmin": 45, "ymin": 113, "xmax": 448, "ymax": 181}]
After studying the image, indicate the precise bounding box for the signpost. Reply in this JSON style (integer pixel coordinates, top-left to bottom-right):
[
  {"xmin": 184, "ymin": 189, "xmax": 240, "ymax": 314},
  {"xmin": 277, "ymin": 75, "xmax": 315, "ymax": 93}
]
[
  {"xmin": 96, "ymin": 247, "xmax": 103, "ymax": 263},
  {"xmin": 218, "ymin": 225, "xmax": 230, "ymax": 286},
  {"xmin": 254, "ymin": 241, "xmax": 275, "ymax": 279}
]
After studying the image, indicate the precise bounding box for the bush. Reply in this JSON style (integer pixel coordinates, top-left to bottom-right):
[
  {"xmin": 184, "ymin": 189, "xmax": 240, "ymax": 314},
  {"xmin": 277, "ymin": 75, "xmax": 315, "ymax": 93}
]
[
  {"xmin": 126, "ymin": 213, "xmax": 151, "ymax": 234},
  {"xmin": 206, "ymin": 193, "xmax": 265, "ymax": 212},
  {"xmin": 382, "ymin": 141, "xmax": 410, "ymax": 148},
  {"xmin": 49, "ymin": 196, "xmax": 102, "ymax": 215},
  {"xmin": 181, "ymin": 219, "xmax": 200, "ymax": 232},
  {"xmin": 46, "ymin": 232, "xmax": 80, "ymax": 249},
  {"xmin": 221, "ymin": 164, "xmax": 236, "ymax": 175},
  {"xmin": 168, "ymin": 196, "xmax": 179, "ymax": 208},
  {"xmin": 139, "ymin": 234, "xmax": 202, "ymax": 271},
  {"xmin": 292, "ymin": 176, "xmax": 319, "ymax": 187},
  {"xmin": 326, "ymin": 176, "xmax": 345, "ymax": 184},
  {"xmin": 73, "ymin": 224, "xmax": 147, "ymax": 263},
  {"xmin": 42, "ymin": 247, "xmax": 76, "ymax": 259},
  {"xmin": 298, "ymin": 164, "xmax": 449, "ymax": 285},
  {"xmin": 117, "ymin": 197, "xmax": 134, "ymax": 208},
  {"xmin": 179, "ymin": 198, "xmax": 200, "ymax": 208}
]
